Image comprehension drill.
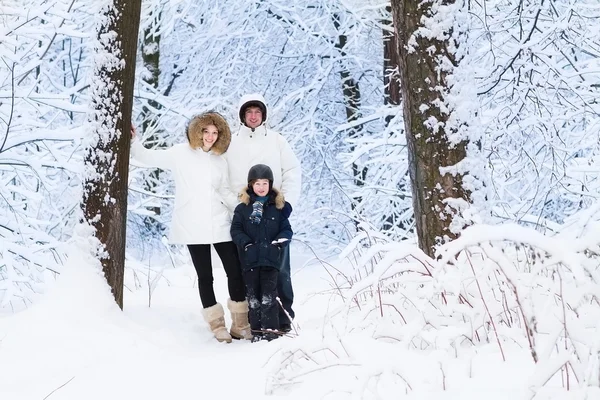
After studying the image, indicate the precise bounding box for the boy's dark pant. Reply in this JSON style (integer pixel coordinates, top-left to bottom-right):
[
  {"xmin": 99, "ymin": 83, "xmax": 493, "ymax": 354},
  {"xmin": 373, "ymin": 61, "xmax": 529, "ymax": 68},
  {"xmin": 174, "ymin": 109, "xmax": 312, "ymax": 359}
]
[
  {"xmin": 188, "ymin": 241, "xmax": 246, "ymax": 308},
  {"xmin": 277, "ymin": 245, "xmax": 294, "ymax": 325},
  {"xmin": 244, "ymin": 266, "xmax": 279, "ymax": 332}
]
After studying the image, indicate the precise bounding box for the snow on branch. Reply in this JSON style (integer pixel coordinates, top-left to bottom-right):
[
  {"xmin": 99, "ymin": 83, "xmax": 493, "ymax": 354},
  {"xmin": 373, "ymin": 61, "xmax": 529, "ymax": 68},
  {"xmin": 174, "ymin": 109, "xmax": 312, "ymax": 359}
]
[
  {"xmin": 0, "ymin": 0, "xmax": 92, "ymax": 310},
  {"xmin": 268, "ymin": 206, "xmax": 600, "ymax": 398}
]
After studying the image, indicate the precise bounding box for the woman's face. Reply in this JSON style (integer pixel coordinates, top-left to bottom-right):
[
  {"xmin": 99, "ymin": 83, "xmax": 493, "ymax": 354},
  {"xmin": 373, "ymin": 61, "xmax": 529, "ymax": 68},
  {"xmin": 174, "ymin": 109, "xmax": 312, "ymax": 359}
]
[{"xmin": 202, "ymin": 124, "xmax": 219, "ymax": 150}]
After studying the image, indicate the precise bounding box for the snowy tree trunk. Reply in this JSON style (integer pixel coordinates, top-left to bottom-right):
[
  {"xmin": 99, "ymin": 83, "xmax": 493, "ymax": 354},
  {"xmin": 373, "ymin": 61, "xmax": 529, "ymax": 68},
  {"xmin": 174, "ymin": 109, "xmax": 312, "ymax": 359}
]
[
  {"xmin": 82, "ymin": 0, "xmax": 142, "ymax": 309},
  {"xmin": 390, "ymin": 0, "xmax": 471, "ymax": 257},
  {"xmin": 333, "ymin": 12, "xmax": 366, "ymax": 207},
  {"xmin": 381, "ymin": 7, "xmax": 406, "ymax": 234},
  {"xmin": 140, "ymin": 9, "xmax": 164, "ymax": 231},
  {"xmin": 383, "ymin": 7, "xmax": 400, "ymax": 110},
  {"xmin": 141, "ymin": 13, "xmax": 161, "ymax": 135}
]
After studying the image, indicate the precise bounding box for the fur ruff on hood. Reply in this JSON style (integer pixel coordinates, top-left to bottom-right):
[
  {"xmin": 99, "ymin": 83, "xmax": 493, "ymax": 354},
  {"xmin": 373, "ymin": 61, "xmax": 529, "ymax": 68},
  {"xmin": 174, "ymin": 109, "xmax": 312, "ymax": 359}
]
[
  {"xmin": 186, "ymin": 112, "xmax": 231, "ymax": 154},
  {"xmin": 239, "ymin": 187, "xmax": 285, "ymax": 209}
]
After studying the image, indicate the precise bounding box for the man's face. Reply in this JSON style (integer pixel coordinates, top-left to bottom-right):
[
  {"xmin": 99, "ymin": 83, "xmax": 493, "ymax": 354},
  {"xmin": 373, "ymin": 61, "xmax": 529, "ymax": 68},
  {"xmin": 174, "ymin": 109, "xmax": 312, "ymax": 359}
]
[{"xmin": 244, "ymin": 106, "xmax": 263, "ymax": 129}]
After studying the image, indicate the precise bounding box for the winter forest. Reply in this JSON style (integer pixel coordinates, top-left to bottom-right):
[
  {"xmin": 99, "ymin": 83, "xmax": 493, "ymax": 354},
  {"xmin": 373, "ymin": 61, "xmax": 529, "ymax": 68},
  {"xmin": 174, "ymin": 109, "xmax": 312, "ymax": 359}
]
[{"xmin": 1, "ymin": 0, "xmax": 600, "ymax": 399}]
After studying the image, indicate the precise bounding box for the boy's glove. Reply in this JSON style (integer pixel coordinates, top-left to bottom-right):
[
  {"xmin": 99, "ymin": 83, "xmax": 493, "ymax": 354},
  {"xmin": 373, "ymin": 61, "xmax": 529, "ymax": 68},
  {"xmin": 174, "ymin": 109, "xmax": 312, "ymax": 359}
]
[{"xmin": 271, "ymin": 238, "xmax": 290, "ymax": 248}]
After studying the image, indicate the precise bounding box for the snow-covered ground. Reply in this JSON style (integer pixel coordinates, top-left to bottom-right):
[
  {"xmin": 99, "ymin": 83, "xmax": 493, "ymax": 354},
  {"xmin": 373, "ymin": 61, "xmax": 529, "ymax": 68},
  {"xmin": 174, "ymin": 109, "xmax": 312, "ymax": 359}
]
[
  {"xmin": 1, "ymin": 238, "xmax": 598, "ymax": 400},
  {"xmin": 0, "ymin": 244, "xmax": 331, "ymax": 399}
]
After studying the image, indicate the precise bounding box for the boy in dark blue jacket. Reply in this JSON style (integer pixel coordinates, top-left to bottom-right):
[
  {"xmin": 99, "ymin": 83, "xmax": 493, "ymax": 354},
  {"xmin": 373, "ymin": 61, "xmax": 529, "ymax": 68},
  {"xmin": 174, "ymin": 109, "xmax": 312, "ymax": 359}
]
[{"xmin": 230, "ymin": 164, "xmax": 293, "ymax": 342}]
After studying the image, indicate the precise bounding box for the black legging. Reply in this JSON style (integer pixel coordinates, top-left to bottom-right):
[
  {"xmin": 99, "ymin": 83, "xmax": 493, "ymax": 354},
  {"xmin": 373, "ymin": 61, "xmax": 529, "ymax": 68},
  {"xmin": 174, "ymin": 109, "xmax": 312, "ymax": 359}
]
[{"xmin": 187, "ymin": 241, "xmax": 246, "ymax": 308}]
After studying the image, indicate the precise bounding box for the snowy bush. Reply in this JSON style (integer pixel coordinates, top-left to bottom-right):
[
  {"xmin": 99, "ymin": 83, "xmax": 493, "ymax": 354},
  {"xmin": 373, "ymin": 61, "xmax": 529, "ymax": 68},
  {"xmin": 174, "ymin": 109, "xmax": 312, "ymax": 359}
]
[
  {"xmin": 0, "ymin": 1, "xmax": 93, "ymax": 310},
  {"xmin": 267, "ymin": 206, "xmax": 600, "ymax": 399}
]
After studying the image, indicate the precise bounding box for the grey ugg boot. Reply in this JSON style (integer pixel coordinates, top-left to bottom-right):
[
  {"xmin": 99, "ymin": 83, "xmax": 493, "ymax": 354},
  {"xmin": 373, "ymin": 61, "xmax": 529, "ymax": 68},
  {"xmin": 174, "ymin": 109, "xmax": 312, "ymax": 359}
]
[
  {"xmin": 227, "ymin": 299, "xmax": 253, "ymax": 340},
  {"xmin": 202, "ymin": 303, "xmax": 232, "ymax": 343}
]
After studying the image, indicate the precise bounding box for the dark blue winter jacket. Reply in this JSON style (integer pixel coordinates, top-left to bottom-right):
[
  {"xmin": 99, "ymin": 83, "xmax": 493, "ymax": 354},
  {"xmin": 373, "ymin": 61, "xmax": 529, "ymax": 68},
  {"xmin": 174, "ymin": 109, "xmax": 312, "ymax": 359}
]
[{"xmin": 230, "ymin": 188, "xmax": 293, "ymax": 271}]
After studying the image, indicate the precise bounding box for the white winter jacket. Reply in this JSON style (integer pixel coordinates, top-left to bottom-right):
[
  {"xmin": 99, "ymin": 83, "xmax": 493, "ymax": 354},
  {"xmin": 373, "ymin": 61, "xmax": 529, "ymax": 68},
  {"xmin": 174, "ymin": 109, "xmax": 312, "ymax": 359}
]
[
  {"xmin": 131, "ymin": 140, "xmax": 238, "ymax": 245},
  {"xmin": 226, "ymin": 94, "xmax": 302, "ymax": 209}
]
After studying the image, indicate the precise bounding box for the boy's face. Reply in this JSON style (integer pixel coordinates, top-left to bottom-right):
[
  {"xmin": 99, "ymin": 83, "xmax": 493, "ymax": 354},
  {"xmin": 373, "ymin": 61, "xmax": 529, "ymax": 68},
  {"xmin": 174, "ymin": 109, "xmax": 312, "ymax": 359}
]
[{"xmin": 253, "ymin": 179, "xmax": 270, "ymax": 196}]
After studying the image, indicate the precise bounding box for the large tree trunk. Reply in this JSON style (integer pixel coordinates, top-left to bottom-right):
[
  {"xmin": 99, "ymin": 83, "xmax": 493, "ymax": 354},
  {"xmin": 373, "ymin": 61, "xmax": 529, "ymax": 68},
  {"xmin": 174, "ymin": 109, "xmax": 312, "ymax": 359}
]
[
  {"xmin": 83, "ymin": 0, "xmax": 142, "ymax": 309},
  {"xmin": 390, "ymin": 0, "xmax": 471, "ymax": 257}
]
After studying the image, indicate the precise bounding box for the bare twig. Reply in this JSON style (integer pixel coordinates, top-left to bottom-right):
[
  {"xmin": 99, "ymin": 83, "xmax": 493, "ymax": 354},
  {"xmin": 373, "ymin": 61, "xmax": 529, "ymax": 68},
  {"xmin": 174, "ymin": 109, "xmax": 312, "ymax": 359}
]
[
  {"xmin": 466, "ymin": 252, "xmax": 506, "ymax": 362},
  {"xmin": 43, "ymin": 376, "xmax": 75, "ymax": 400}
]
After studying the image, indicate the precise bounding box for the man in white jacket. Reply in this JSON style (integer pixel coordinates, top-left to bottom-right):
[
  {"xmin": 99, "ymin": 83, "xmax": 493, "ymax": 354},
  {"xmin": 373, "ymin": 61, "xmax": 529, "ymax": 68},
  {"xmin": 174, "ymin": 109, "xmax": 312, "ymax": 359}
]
[{"xmin": 226, "ymin": 94, "xmax": 302, "ymax": 332}]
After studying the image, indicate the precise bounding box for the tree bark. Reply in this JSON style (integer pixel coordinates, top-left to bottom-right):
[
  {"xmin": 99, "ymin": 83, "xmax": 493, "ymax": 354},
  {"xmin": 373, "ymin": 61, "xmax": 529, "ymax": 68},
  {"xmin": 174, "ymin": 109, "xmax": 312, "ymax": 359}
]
[
  {"xmin": 83, "ymin": 0, "xmax": 142, "ymax": 309},
  {"xmin": 390, "ymin": 0, "xmax": 471, "ymax": 257}
]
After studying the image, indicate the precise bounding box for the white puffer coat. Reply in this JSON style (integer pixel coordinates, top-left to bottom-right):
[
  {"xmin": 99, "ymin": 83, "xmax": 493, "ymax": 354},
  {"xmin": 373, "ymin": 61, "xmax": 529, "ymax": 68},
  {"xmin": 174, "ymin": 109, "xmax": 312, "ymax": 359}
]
[
  {"xmin": 225, "ymin": 94, "xmax": 302, "ymax": 209},
  {"xmin": 131, "ymin": 113, "xmax": 238, "ymax": 245}
]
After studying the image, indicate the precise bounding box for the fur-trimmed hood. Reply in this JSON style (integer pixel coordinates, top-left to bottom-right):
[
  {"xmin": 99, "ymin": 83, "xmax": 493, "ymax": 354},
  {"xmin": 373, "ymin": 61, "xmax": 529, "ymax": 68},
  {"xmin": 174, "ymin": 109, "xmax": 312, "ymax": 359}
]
[
  {"xmin": 238, "ymin": 187, "xmax": 285, "ymax": 209},
  {"xmin": 186, "ymin": 112, "xmax": 231, "ymax": 154}
]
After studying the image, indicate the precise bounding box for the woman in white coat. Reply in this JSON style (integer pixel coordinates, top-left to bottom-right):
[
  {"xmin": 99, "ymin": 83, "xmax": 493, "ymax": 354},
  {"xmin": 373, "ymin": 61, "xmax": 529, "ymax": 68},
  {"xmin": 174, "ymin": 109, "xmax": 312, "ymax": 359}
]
[{"xmin": 131, "ymin": 112, "xmax": 252, "ymax": 343}]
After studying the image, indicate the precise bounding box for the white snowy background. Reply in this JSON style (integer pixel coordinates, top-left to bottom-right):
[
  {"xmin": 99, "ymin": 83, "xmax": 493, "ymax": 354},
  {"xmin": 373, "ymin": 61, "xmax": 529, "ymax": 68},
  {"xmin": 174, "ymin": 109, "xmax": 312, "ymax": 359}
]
[{"xmin": 1, "ymin": 0, "xmax": 599, "ymax": 399}]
